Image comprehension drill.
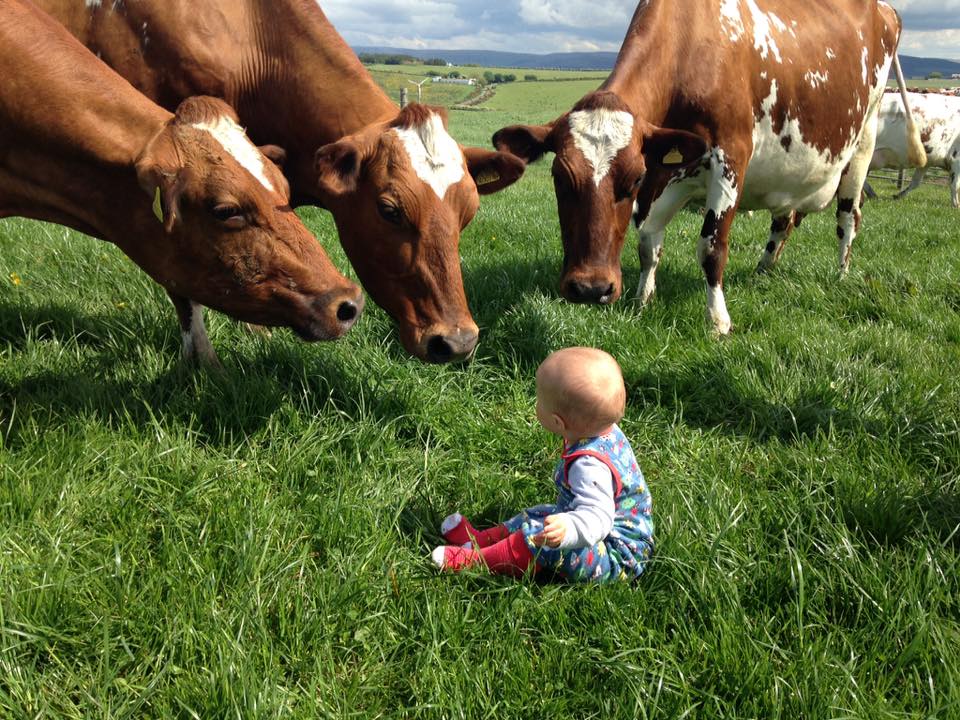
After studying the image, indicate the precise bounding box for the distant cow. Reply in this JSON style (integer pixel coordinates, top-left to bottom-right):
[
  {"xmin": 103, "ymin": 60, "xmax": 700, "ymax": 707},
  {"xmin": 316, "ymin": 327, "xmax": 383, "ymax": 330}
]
[
  {"xmin": 869, "ymin": 92, "xmax": 960, "ymax": 207},
  {"xmin": 493, "ymin": 0, "xmax": 924, "ymax": 334},
  {"xmin": 0, "ymin": 0, "xmax": 363, "ymax": 365},
  {"xmin": 34, "ymin": 0, "xmax": 525, "ymax": 363}
]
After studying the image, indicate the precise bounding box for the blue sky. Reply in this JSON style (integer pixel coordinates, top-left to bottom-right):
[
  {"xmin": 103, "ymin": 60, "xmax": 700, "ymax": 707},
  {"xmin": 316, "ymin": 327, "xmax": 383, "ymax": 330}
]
[{"xmin": 323, "ymin": 0, "xmax": 960, "ymax": 60}]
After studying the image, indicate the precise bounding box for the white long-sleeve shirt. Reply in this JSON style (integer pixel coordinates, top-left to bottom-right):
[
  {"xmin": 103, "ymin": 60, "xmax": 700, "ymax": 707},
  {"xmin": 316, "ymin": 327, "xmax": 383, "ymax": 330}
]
[{"xmin": 553, "ymin": 455, "xmax": 616, "ymax": 550}]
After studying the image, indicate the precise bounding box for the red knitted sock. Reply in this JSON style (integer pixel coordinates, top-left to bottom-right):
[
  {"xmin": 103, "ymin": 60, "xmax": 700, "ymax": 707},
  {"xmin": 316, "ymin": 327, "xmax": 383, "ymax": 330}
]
[
  {"xmin": 441, "ymin": 513, "xmax": 510, "ymax": 548},
  {"xmin": 432, "ymin": 531, "xmax": 537, "ymax": 578},
  {"xmin": 479, "ymin": 530, "xmax": 536, "ymax": 578}
]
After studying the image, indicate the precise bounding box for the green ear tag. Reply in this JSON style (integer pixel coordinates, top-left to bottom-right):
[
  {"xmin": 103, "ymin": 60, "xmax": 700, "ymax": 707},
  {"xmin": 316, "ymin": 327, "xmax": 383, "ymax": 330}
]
[
  {"xmin": 663, "ymin": 148, "xmax": 683, "ymax": 165},
  {"xmin": 152, "ymin": 187, "xmax": 164, "ymax": 223}
]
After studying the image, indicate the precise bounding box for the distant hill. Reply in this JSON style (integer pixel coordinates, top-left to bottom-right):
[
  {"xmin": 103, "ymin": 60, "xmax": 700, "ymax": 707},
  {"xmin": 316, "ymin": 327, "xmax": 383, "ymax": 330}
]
[
  {"xmin": 900, "ymin": 56, "xmax": 960, "ymax": 80},
  {"xmin": 353, "ymin": 46, "xmax": 618, "ymax": 71},
  {"xmin": 354, "ymin": 46, "xmax": 960, "ymax": 79}
]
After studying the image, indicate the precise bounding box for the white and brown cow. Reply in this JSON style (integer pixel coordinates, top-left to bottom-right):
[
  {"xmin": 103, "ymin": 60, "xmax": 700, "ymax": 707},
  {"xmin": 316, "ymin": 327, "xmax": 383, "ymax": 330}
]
[
  {"xmin": 494, "ymin": 0, "xmax": 924, "ymax": 334},
  {"xmin": 1, "ymin": 0, "xmax": 363, "ymax": 365},
  {"xmin": 869, "ymin": 91, "xmax": 960, "ymax": 207},
  {"xmin": 34, "ymin": 0, "xmax": 525, "ymax": 363}
]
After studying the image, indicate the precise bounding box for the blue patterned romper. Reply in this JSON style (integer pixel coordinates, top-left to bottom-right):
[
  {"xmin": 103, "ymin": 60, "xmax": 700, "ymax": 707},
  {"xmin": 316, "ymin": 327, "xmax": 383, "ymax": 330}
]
[{"xmin": 504, "ymin": 424, "xmax": 654, "ymax": 583}]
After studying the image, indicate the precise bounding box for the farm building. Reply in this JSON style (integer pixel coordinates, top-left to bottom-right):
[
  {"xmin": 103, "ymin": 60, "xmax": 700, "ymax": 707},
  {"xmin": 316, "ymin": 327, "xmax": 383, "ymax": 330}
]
[{"xmin": 431, "ymin": 76, "xmax": 476, "ymax": 85}]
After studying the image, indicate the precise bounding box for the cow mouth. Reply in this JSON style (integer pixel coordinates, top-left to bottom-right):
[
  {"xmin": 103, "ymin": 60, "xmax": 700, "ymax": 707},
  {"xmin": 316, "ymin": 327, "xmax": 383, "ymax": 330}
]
[
  {"xmin": 561, "ymin": 279, "xmax": 619, "ymax": 305},
  {"xmin": 408, "ymin": 323, "xmax": 480, "ymax": 364}
]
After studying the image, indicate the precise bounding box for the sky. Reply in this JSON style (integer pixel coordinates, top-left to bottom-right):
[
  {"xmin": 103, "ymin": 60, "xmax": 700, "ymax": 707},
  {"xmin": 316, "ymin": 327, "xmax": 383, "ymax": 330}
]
[{"xmin": 322, "ymin": 0, "xmax": 960, "ymax": 60}]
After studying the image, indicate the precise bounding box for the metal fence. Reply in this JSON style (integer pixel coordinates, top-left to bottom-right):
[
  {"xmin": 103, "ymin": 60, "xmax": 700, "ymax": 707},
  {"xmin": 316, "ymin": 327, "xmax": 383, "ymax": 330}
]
[{"xmin": 867, "ymin": 167, "xmax": 951, "ymax": 191}]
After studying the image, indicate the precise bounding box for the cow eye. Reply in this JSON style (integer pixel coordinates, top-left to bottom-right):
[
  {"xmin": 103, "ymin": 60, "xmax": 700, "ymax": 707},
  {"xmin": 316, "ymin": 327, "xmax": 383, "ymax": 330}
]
[
  {"xmin": 211, "ymin": 204, "xmax": 247, "ymax": 228},
  {"xmin": 377, "ymin": 199, "xmax": 403, "ymax": 224}
]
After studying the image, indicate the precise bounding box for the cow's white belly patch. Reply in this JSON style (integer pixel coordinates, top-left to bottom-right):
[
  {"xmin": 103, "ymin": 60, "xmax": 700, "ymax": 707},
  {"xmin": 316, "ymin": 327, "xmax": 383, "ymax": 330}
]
[
  {"xmin": 193, "ymin": 116, "xmax": 275, "ymax": 193},
  {"xmin": 568, "ymin": 109, "xmax": 634, "ymax": 186},
  {"xmin": 739, "ymin": 80, "xmax": 866, "ymax": 214},
  {"xmin": 393, "ymin": 114, "xmax": 465, "ymax": 199}
]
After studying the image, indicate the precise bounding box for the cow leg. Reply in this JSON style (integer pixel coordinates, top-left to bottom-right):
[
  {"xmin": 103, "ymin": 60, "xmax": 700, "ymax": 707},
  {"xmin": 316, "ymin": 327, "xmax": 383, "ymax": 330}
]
[
  {"xmin": 893, "ymin": 168, "xmax": 925, "ymax": 200},
  {"xmin": 634, "ymin": 183, "xmax": 695, "ymax": 305},
  {"xmin": 168, "ymin": 292, "xmax": 221, "ymax": 367},
  {"xmin": 698, "ymin": 154, "xmax": 744, "ymax": 335},
  {"xmin": 950, "ymin": 166, "xmax": 959, "ymax": 209},
  {"xmin": 755, "ymin": 211, "xmax": 795, "ymax": 273},
  {"xmin": 862, "ymin": 181, "xmax": 878, "ymax": 200},
  {"xmin": 836, "ymin": 109, "xmax": 879, "ymax": 275}
]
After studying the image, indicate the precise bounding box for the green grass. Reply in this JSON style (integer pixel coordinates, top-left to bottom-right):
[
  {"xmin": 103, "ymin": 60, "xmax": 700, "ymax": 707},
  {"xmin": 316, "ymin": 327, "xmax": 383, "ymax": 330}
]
[
  {"xmin": 2, "ymin": 89, "xmax": 960, "ymax": 718},
  {"xmin": 367, "ymin": 67, "xmax": 476, "ymax": 109}
]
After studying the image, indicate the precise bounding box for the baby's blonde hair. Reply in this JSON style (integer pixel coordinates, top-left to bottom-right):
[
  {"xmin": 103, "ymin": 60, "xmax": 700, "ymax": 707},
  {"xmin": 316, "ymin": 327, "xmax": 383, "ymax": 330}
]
[{"xmin": 537, "ymin": 347, "xmax": 626, "ymax": 433}]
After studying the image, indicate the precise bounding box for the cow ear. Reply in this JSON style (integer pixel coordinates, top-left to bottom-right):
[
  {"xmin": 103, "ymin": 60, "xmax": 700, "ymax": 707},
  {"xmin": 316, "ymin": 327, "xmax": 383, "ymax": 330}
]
[
  {"xmin": 641, "ymin": 126, "xmax": 708, "ymax": 172},
  {"xmin": 463, "ymin": 147, "xmax": 526, "ymax": 195},
  {"xmin": 633, "ymin": 126, "xmax": 708, "ymax": 223},
  {"xmin": 315, "ymin": 140, "xmax": 363, "ymax": 197},
  {"xmin": 259, "ymin": 144, "xmax": 287, "ymax": 169},
  {"xmin": 491, "ymin": 123, "xmax": 554, "ymax": 164},
  {"xmin": 135, "ymin": 125, "xmax": 187, "ymax": 234}
]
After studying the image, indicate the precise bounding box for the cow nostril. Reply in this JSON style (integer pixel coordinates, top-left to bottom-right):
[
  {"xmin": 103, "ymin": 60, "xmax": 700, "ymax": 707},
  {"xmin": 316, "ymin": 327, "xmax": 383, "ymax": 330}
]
[
  {"xmin": 337, "ymin": 300, "xmax": 358, "ymax": 323},
  {"xmin": 426, "ymin": 335, "xmax": 454, "ymax": 364},
  {"xmin": 602, "ymin": 283, "xmax": 615, "ymax": 300},
  {"xmin": 566, "ymin": 281, "xmax": 583, "ymax": 301}
]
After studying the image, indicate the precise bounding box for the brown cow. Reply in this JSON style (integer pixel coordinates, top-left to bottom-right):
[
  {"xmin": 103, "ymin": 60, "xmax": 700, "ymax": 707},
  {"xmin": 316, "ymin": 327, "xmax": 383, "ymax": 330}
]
[
  {"xmin": 493, "ymin": 0, "xmax": 924, "ymax": 334},
  {"xmin": 0, "ymin": 0, "xmax": 363, "ymax": 365},
  {"xmin": 33, "ymin": 0, "xmax": 525, "ymax": 362}
]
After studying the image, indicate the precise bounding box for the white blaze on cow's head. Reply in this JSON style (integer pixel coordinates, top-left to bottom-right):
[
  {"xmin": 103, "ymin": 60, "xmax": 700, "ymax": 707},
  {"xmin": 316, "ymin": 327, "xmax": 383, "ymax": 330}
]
[
  {"xmin": 313, "ymin": 103, "xmax": 525, "ymax": 363},
  {"xmin": 134, "ymin": 96, "xmax": 363, "ymax": 340},
  {"xmin": 493, "ymin": 91, "xmax": 707, "ymax": 305}
]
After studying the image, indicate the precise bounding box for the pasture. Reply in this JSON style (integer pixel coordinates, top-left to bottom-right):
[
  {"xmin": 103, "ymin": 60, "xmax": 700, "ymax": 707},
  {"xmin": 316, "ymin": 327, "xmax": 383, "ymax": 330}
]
[{"xmin": 2, "ymin": 72, "xmax": 959, "ymax": 718}]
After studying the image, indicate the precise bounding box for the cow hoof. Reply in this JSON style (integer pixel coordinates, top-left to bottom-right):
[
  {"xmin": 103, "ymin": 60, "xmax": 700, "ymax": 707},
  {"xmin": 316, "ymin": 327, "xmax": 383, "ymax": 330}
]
[
  {"xmin": 634, "ymin": 282, "xmax": 656, "ymax": 306},
  {"xmin": 708, "ymin": 318, "xmax": 732, "ymax": 336},
  {"xmin": 182, "ymin": 347, "xmax": 223, "ymax": 370}
]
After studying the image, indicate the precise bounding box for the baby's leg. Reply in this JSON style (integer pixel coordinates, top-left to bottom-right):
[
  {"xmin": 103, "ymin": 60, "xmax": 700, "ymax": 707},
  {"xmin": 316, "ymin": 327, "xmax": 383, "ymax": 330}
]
[
  {"xmin": 432, "ymin": 531, "xmax": 537, "ymax": 578},
  {"xmin": 440, "ymin": 513, "xmax": 510, "ymax": 548}
]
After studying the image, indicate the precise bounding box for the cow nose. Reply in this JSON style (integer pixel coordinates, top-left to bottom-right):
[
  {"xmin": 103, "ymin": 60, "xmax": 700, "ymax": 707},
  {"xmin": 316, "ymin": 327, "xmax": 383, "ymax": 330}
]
[
  {"xmin": 424, "ymin": 327, "xmax": 479, "ymax": 364},
  {"xmin": 335, "ymin": 293, "xmax": 364, "ymax": 333},
  {"xmin": 337, "ymin": 299, "xmax": 359, "ymax": 324},
  {"xmin": 565, "ymin": 280, "xmax": 616, "ymax": 304}
]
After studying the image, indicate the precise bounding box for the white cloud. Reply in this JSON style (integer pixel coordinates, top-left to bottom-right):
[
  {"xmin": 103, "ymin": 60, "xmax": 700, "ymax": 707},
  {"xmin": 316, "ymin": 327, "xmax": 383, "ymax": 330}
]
[
  {"xmin": 899, "ymin": 28, "xmax": 960, "ymax": 60},
  {"xmin": 322, "ymin": 0, "xmax": 960, "ymax": 60}
]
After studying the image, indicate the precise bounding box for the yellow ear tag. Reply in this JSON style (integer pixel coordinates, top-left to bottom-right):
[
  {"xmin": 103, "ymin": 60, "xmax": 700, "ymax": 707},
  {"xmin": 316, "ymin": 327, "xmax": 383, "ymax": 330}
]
[
  {"xmin": 152, "ymin": 187, "xmax": 164, "ymax": 223},
  {"xmin": 663, "ymin": 147, "xmax": 684, "ymax": 165},
  {"xmin": 476, "ymin": 170, "xmax": 501, "ymax": 185}
]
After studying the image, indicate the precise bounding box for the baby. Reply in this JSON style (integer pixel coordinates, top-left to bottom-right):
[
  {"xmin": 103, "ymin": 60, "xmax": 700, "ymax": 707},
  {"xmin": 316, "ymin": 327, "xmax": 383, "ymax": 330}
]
[{"xmin": 431, "ymin": 347, "xmax": 654, "ymax": 583}]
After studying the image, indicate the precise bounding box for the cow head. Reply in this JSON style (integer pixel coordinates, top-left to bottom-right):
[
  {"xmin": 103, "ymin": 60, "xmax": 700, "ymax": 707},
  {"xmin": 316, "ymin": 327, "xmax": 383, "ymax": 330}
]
[
  {"xmin": 135, "ymin": 97, "xmax": 363, "ymax": 341},
  {"xmin": 314, "ymin": 104, "xmax": 524, "ymax": 363},
  {"xmin": 493, "ymin": 91, "xmax": 706, "ymax": 304}
]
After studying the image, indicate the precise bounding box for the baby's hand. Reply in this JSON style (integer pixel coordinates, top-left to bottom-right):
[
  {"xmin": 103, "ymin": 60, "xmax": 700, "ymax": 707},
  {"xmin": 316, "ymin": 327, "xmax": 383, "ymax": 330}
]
[{"xmin": 536, "ymin": 515, "xmax": 568, "ymax": 548}]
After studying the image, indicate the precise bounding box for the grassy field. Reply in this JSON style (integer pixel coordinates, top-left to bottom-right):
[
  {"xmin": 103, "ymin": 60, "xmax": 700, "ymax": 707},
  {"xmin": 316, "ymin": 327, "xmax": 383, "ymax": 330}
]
[
  {"xmin": 365, "ymin": 62, "xmax": 611, "ymax": 114},
  {"xmin": 364, "ymin": 62, "xmax": 610, "ymax": 83},
  {"xmin": 2, "ymin": 78, "xmax": 960, "ymax": 718},
  {"xmin": 366, "ymin": 67, "xmax": 476, "ymax": 109}
]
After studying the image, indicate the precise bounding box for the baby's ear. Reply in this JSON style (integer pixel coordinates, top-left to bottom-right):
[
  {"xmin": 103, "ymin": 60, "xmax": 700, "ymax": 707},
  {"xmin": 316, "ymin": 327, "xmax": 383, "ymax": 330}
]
[{"xmin": 551, "ymin": 413, "xmax": 568, "ymax": 435}]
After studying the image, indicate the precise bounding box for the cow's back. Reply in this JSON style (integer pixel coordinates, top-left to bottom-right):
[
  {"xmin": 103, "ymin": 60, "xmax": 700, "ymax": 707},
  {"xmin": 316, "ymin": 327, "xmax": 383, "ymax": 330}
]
[{"xmin": 0, "ymin": 0, "xmax": 164, "ymax": 168}]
